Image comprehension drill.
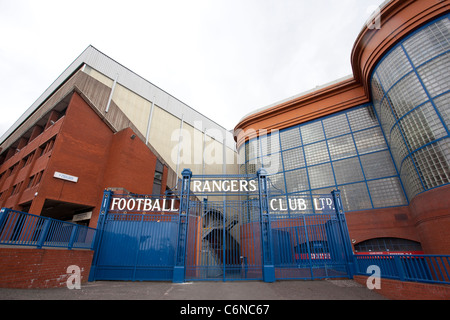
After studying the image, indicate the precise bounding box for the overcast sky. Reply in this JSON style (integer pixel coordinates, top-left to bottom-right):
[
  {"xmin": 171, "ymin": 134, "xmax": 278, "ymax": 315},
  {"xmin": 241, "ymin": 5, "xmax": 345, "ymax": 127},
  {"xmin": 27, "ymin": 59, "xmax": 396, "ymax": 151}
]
[{"xmin": 0, "ymin": 0, "xmax": 386, "ymax": 138}]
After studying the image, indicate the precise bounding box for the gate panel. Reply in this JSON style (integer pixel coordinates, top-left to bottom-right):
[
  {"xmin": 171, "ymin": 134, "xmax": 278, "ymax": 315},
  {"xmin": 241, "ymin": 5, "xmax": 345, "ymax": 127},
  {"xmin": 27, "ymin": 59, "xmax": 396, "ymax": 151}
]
[
  {"xmin": 185, "ymin": 199, "xmax": 263, "ymax": 281},
  {"xmin": 91, "ymin": 174, "xmax": 354, "ymax": 283},
  {"xmin": 270, "ymin": 213, "xmax": 349, "ymax": 280},
  {"xmin": 93, "ymin": 213, "xmax": 179, "ymax": 281}
]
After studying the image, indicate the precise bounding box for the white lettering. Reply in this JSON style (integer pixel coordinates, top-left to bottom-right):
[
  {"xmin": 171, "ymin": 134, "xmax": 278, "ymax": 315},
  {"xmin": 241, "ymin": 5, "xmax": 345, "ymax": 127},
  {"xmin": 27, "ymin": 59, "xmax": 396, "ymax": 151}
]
[
  {"xmin": 366, "ymin": 5, "xmax": 382, "ymax": 30},
  {"xmin": 67, "ymin": 265, "xmax": 81, "ymax": 290},
  {"xmin": 249, "ymin": 180, "xmax": 257, "ymax": 192},
  {"xmin": 136, "ymin": 199, "xmax": 144, "ymax": 211},
  {"xmin": 191, "ymin": 179, "xmax": 259, "ymax": 193},
  {"xmin": 127, "ymin": 199, "xmax": 136, "ymax": 211},
  {"xmin": 203, "ymin": 181, "xmax": 211, "ymax": 192},
  {"xmin": 152, "ymin": 200, "xmax": 161, "ymax": 211},
  {"xmin": 111, "ymin": 198, "xmax": 121, "ymax": 210},
  {"xmin": 213, "ymin": 180, "xmax": 222, "ymax": 192},
  {"xmin": 298, "ymin": 199, "xmax": 307, "ymax": 210},
  {"xmin": 366, "ymin": 265, "xmax": 381, "ymax": 290},
  {"xmin": 222, "ymin": 180, "xmax": 230, "ymax": 192},
  {"xmin": 314, "ymin": 198, "xmax": 323, "ymax": 211},
  {"xmin": 144, "ymin": 199, "xmax": 152, "ymax": 211},
  {"xmin": 326, "ymin": 198, "xmax": 333, "ymax": 209},
  {"xmin": 117, "ymin": 199, "xmax": 126, "ymax": 211},
  {"xmin": 289, "ymin": 198, "xmax": 307, "ymax": 211},
  {"xmin": 193, "ymin": 180, "xmax": 202, "ymax": 192},
  {"xmin": 231, "ymin": 180, "xmax": 238, "ymax": 192},
  {"xmin": 278, "ymin": 199, "xmax": 288, "ymax": 212},
  {"xmin": 111, "ymin": 198, "xmax": 180, "ymax": 213},
  {"xmin": 289, "ymin": 198, "xmax": 298, "ymax": 210},
  {"xmin": 270, "ymin": 199, "xmax": 278, "ymax": 211},
  {"xmin": 170, "ymin": 199, "xmax": 178, "ymax": 212}
]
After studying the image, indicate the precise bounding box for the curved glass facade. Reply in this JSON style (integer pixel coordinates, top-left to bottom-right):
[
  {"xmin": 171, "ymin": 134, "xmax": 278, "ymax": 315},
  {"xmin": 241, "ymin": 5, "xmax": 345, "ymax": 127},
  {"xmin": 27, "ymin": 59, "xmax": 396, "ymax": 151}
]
[
  {"xmin": 239, "ymin": 15, "xmax": 449, "ymax": 213},
  {"xmin": 239, "ymin": 104, "xmax": 408, "ymax": 212},
  {"xmin": 371, "ymin": 16, "xmax": 450, "ymax": 200}
]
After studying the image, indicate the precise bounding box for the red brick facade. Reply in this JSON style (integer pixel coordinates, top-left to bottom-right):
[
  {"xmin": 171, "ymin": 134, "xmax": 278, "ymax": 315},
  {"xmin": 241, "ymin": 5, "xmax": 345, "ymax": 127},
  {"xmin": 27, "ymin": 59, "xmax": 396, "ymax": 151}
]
[
  {"xmin": 0, "ymin": 91, "xmax": 168, "ymax": 229},
  {"xmin": 354, "ymin": 275, "xmax": 450, "ymax": 300},
  {"xmin": 0, "ymin": 247, "xmax": 94, "ymax": 289}
]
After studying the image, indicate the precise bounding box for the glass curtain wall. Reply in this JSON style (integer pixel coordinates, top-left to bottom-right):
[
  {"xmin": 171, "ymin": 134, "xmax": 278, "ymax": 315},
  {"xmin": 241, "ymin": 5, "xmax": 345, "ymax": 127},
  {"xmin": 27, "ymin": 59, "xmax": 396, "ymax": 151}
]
[
  {"xmin": 370, "ymin": 15, "xmax": 450, "ymax": 200},
  {"xmin": 239, "ymin": 104, "xmax": 408, "ymax": 212}
]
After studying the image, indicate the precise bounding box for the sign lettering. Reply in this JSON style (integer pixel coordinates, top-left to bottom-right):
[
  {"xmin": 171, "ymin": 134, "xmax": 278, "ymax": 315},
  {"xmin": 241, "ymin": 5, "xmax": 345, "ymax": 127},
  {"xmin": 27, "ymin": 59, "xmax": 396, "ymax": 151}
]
[
  {"xmin": 269, "ymin": 196, "xmax": 335, "ymax": 212},
  {"xmin": 54, "ymin": 172, "xmax": 79, "ymax": 183},
  {"xmin": 110, "ymin": 197, "xmax": 179, "ymax": 213},
  {"xmin": 192, "ymin": 179, "xmax": 257, "ymax": 193}
]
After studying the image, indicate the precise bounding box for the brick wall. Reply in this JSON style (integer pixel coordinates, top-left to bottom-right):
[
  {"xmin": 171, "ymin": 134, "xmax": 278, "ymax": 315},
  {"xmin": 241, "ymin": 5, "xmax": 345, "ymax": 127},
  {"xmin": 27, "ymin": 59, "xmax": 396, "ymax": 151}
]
[
  {"xmin": 0, "ymin": 247, "xmax": 94, "ymax": 289},
  {"xmin": 354, "ymin": 275, "xmax": 450, "ymax": 300}
]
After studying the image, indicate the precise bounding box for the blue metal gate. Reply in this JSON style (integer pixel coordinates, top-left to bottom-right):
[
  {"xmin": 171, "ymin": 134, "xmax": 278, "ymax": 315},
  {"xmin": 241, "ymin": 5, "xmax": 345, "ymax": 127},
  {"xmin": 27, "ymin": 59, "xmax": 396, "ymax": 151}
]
[
  {"xmin": 89, "ymin": 192, "xmax": 179, "ymax": 282},
  {"xmin": 89, "ymin": 169, "xmax": 355, "ymax": 283},
  {"xmin": 270, "ymin": 213, "xmax": 350, "ymax": 280},
  {"xmin": 184, "ymin": 197, "xmax": 264, "ymax": 281}
]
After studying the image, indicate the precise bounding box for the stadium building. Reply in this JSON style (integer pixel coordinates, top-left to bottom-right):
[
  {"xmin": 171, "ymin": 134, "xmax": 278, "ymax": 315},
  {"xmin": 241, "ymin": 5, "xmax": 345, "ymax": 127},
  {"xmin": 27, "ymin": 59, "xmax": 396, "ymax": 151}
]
[
  {"xmin": 0, "ymin": 46, "xmax": 236, "ymax": 228},
  {"xmin": 235, "ymin": 0, "xmax": 449, "ymax": 255},
  {"xmin": 0, "ymin": 0, "xmax": 449, "ymax": 293}
]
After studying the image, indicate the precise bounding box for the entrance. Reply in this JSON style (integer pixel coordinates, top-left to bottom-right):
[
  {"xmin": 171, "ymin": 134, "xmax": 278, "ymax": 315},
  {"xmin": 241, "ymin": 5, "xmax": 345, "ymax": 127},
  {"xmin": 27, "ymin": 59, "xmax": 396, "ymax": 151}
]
[
  {"xmin": 184, "ymin": 178, "xmax": 263, "ymax": 281},
  {"xmin": 89, "ymin": 169, "xmax": 355, "ymax": 283}
]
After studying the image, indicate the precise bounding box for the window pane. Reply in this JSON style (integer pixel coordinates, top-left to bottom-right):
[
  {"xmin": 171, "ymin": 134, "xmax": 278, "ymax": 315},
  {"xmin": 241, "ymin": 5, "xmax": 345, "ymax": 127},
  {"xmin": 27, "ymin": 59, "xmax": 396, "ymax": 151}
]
[
  {"xmin": 304, "ymin": 141, "xmax": 329, "ymax": 165},
  {"xmin": 282, "ymin": 147, "xmax": 305, "ymax": 171},
  {"xmin": 386, "ymin": 72, "xmax": 428, "ymax": 119},
  {"xmin": 433, "ymin": 92, "xmax": 450, "ymax": 129},
  {"xmin": 323, "ymin": 114, "xmax": 350, "ymax": 138},
  {"xmin": 328, "ymin": 135, "xmax": 357, "ymax": 160},
  {"xmin": 353, "ymin": 127, "xmax": 387, "ymax": 155},
  {"xmin": 376, "ymin": 46, "xmax": 412, "ymax": 91},
  {"xmin": 285, "ymin": 168, "xmax": 309, "ymax": 193},
  {"xmin": 268, "ymin": 173, "xmax": 286, "ymax": 193},
  {"xmin": 360, "ymin": 151, "xmax": 397, "ymax": 180},
  {"xmin": 347, "ymin": 105, "xmax": 379, "ymax": 131},
  {"xmin": 339, "ymin": 182, "xmax": 372, "ymax": 211},
  {"xmin": 308, "ymin": 163, "xmax": 334, "ymax": 189},
  {"xmin": 301, "ymin": 121, "xmax": 324, "ymax": 144},
  {"xmin": 368, "ymin": 177, "xmax": 407, "ymax": 207},
  {"xmin": 418, "ymin": 52, "xmax": 450, "ymax": 98},
  {"xmin": 403, "ymin": 18, "xmax": 450, "ymax": 66},
  {"xmin": 280, "ymin": 127, "xmax": 301, "ymax": 150},
  {"xmin": 333, "ymin": 157, "xmax": 364, "ymax": 185},
  {"xmin": 260, "ymin": 132, "xmax": 280, "ymax": 156},
  {"xmin": 412, "ymin": 139, "xmax": 450, "ymax": 189},
  {"xmin": 398, "ymin": 102, "xmax": 447, "ymax": 152},
  {"xmin": 400, "ymin": 157, "xmax": 424, "ymax": 199}
]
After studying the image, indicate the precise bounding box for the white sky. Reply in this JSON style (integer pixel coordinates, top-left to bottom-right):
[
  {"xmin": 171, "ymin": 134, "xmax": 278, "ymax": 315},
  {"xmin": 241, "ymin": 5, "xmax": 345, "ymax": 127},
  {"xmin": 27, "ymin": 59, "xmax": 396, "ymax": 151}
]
[{"xmin": 0, "ymin": 0, "xmax": 386, "ymax": 138}]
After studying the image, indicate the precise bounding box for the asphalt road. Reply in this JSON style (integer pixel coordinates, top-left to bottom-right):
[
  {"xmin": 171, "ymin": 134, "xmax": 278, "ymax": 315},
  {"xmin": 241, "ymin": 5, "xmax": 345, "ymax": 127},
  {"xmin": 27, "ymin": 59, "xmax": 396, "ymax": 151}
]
[{"xmin": 0, "ymin": 279, "xmax": 387, "ymax": 300}]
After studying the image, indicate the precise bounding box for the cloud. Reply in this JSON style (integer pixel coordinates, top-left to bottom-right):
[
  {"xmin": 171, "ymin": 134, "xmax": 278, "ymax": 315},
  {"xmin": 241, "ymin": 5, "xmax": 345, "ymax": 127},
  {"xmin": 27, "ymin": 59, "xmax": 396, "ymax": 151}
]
[{"xmin": 0, "ymin": 0, "xmax": 386, "ymax": 140}]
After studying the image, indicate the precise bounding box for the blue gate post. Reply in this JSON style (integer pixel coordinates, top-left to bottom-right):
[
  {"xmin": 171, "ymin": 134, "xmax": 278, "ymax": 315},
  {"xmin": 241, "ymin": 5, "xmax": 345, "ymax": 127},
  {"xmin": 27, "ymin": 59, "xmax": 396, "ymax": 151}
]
[
  {"xmin": 173, "ymin": 169, "xmax": 192, "ymax": 283},
  {"xmin": 0, "ymin": 208, "xmax": 9, "ymax": 231},
  {"xmin": 331, "ymin": 190, "xmax": 356, "ymax": 278},
  {"xmin": 89, "ymin": 189, "xmax": 114, "ymax": 282},
  {"xmin": 257, "ymin": 168, "xmax": 276, "ymax": 283}
]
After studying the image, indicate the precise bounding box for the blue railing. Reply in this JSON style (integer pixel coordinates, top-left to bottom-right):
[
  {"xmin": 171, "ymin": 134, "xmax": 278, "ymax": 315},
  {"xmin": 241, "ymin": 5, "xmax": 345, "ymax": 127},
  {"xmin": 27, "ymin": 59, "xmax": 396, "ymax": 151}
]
[
  {"xmin": 354, "ymin": 254, "xmax": 450, "ymax": 285},
  {"xmin": 0, "ymin": 208, "xmax": 96, "ymax": 250}
]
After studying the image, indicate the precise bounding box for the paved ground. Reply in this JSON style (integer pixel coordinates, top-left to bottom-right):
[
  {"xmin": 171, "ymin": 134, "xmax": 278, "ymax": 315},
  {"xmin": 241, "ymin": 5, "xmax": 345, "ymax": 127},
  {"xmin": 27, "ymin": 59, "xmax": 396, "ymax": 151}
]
[{"xmin": 0, "ymin": 279, "xmax": 387, "ymax": 300}]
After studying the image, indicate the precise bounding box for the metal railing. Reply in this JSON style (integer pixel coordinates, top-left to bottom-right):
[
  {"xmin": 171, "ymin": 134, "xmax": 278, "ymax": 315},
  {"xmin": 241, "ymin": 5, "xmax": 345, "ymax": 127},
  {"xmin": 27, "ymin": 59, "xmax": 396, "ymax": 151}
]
[
  {"xmin": 0, "ymin": 208, "xmax": 96, "ymax": 250},
  {"xmin": 355, "ymin": 254, "xmax": 450, "ymax": 285}
]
